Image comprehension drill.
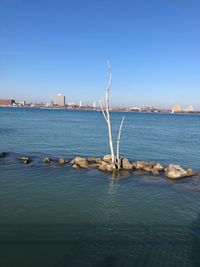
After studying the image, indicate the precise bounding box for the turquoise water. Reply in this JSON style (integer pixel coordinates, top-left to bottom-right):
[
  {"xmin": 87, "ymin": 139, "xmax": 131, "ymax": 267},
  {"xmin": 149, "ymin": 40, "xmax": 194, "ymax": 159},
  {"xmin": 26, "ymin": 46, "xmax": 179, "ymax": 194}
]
[{"xmin": 0, "ymin": 107, "xmax": 200, "ymax": 267}]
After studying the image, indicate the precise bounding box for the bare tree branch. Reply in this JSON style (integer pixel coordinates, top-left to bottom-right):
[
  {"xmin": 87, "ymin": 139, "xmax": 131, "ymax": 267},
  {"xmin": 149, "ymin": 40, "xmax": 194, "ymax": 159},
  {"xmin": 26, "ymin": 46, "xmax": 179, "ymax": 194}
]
[
  {"xmin": 106, "ymin": 60, "xmax": 112, "ymax": 93},
  {"xmin": 99, "ymin": 99, "xmax": 108, "ymax": 123},
  {"xmin": 116, "ymin": 116, "xmax": 125, "ymax": 169}
]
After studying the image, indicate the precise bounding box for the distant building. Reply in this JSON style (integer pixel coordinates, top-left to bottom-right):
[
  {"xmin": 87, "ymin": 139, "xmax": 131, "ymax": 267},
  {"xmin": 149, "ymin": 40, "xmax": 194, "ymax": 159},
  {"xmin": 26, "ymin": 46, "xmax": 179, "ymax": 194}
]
[
  {"xmin": 79, "ymin": 100, "xmax": 82, "ymax": 107},
  {"xmin": 0, "ymin": 99, "xmax": 15, "ymax": 106},
  {"xmin": 68, "ymin": 101, "xmax": 76, "ymax": 106},
  {"xmin": 93, "ymin": 101, "xmax": 96, "ymax": 108},
  {"xmin": 15, "ymin": 100, "xmax": 26, "ymax": 106},
  {"xmin": 184, "ymin": 105, "xmax": 194, "ymax": 112},
  {"xmin": 130, "ymin": 107, "xmax": 141, "ymax": 112},
  {"xmin": 172, "ymin": 104, "xmax": 182, "ymax": 113},
  {"xmin": 52, "ymin": 94, "xmax": 65, "ymax": 106}
]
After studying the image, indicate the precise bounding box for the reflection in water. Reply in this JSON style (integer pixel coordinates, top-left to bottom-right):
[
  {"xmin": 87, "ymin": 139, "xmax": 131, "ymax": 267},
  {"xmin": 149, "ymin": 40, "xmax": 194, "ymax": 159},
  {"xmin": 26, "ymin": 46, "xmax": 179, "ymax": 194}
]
[{"xmin": 111, "ymin": 170, "xmax": 131, "ymax": 179}]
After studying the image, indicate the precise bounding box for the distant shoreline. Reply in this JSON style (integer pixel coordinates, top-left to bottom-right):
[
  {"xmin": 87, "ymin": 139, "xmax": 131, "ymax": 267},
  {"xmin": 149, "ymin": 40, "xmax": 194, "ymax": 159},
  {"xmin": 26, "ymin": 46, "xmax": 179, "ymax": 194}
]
[{"xmin": 0, "ymin": 105, "xmax": 200, "ymax": 115}]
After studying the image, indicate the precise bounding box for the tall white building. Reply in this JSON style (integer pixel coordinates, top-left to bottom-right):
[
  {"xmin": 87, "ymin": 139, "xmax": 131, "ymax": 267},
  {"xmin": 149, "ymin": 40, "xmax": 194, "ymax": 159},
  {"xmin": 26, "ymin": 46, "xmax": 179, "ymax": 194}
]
[{"xmin": 53, "ymin": 94, "xmax": 65, "ymax": 106}]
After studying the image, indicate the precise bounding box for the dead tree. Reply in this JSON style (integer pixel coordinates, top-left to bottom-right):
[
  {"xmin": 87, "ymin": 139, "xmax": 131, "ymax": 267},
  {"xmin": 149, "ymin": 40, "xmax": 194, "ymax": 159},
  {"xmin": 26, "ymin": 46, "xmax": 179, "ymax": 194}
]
[{"xmin": 100, "ymin": 61, "xmax": 125, "ymax": 170}]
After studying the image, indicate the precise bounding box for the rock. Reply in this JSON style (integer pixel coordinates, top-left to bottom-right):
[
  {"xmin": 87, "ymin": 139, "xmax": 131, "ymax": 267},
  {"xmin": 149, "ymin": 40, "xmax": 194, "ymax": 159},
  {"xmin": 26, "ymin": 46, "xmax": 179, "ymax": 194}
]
[
  {"xmin": 96, "ymin": 158, "xmax": 102, "ymax": 164},
  {"xmin": 88, "ymin": 163, "xmax": 100, "ymax": 168},
  {"xmin": 0, "ymin": 152, "xmax": 6, "ymax": 158},
  {"xmin": 58, "ymin": 157, "xmax": 67, "ymax": 164},
  {"xmin": 19, "ymin": 156, "xmax": 31, "ymax": 164},
  {"xmin": 103, "ymin": 154, "xmax": 112, "ymax": 163},
  {"xmin": 87, "ymin": 157, "xmax": 102, "ymax": 164},
  {"xmin": 151, "ymin": 163, "xmax": 164, "ymax": 175},
  {"xmin": 74, "ymin": 157, "xmax": 89, "ymax": 168},
  {"xmin": 165, "ymin": 164, "xmax": 194, "ymax": 179},
  {"xmin": 122, "ymin": 158, "xmax": 132, "ymax": 170},
  {"xmin": 151, "ymin": 167, "xmax": 160, "ymax": 175},
  {"xmin": 71, "ymin": 159, "xmax": 75, "ymax": 164},
  {"xmin": 186, "ymin": 168, "xmax": 195, "ymax": 176},
  {"xmin": 99, "ymin": 161, "xmax": 113, "ymax": 172},
  {"xmin": 87, "ymin": 157, "xmax": 97, "ymax": 162},
  {"xmin": 72, "ymin": 164, "xmax": 79, "ymax": 169},
  {"xmin": 143, "ymin": 166, "xmax": 151, "ymax": 172},
  {"xmin": 43, "ymin": 157, "xmax": 52, "ymax": 163},
  {"xmin": 133, "ymin": 161, "xmax": 146, "ymax": 170},
  {"xmin": 153, "ymin": 163, "xmax": 164, "ymax": 172}
]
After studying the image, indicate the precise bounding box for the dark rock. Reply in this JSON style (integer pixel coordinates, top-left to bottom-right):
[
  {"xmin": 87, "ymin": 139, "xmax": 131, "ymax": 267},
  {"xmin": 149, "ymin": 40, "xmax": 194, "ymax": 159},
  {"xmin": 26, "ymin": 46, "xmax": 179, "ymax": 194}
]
[
  {"xmin": 43, "ymin": 157, "xmax": 52, "ymax": 163},
  {"xmin": 0, "ymin": 152, "xmax": 6, "ymax": 158},
  {"xmin": 19, "ymin": 156, "xmax": 31, "ymax": 164}
]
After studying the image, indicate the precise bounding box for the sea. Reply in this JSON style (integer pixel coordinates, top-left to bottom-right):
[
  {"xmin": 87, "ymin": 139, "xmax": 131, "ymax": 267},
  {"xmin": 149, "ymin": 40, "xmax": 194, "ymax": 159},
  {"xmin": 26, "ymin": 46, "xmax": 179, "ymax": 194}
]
[{"xmin": 0, "ymin": 107, "xmax": 200, "ymax": 267}]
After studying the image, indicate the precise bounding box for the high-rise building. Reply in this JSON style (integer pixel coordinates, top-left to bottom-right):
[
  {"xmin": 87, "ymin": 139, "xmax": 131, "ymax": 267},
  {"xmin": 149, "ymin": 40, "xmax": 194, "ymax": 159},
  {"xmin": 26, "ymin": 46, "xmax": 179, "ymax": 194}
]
[{"xmin": 52, "ymin": 94, "xmax": 65, "ymax": 106}]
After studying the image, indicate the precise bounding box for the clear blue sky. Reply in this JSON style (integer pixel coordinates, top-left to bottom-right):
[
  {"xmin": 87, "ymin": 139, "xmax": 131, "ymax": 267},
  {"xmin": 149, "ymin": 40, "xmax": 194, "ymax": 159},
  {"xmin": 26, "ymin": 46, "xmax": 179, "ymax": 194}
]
[{"xmin": 0, "ymin": 0, "xmax": 200, "ymax": 108}]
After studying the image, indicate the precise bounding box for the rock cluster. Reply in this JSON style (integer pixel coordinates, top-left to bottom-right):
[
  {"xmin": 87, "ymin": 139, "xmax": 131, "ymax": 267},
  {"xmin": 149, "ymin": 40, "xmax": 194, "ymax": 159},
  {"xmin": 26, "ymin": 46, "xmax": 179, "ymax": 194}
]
[
  {"xmin": 70, "ymin": 154, "xmax": 196, "ymax": 179},
  {"xmin": 132, "ymin": 161, "xmax": 164, "ymax": 175},
  {"xmin": 1, "ymin": 152, "xmax": 197, "ymax": 180}
]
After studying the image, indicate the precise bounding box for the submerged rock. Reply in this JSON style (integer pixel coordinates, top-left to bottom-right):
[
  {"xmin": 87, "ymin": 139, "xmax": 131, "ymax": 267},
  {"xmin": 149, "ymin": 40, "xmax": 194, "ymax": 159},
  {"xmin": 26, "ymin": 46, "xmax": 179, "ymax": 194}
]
[
  {"xmin": 112, "ymin": 169, "xmax": 131, "ymax": 179},
  {"xmin": 43, "ymin": 157, "xmax": 52, "ymax": 163},
  {"xmin": 73, "ymin": 157, "xmax": 89, "ymax": 168},
  {"xmin": 19, "ymin": 156, "xmax": 31, "ymax": 164},
  {"xmin": 0, "ymin": 152, "xmax": 6, "ymax": 158},
  {"xmin": 122, "ymin": 158, "xmax": 132, "ymax": 170},
  {"xmin": 165, "ymin": 164, "xmax": 195, "ymax": 179},
  {"xmin": 58, "ymin": 157, "xmax": 67, "ymax": 164},
  {"xmin": 88, "ymin": 163, "xmax": 100, "ymax": 168}
]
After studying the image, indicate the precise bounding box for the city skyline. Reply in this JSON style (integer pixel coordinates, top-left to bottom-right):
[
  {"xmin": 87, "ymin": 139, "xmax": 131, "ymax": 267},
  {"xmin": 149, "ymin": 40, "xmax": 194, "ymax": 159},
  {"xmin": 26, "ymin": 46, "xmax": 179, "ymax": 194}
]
[
  {"xmin": 0, "ymin": 0, "xmax": 200, "ymax": 109},
  {"xmin": 0, "ymin": 94, "xmax": 196, "ymax": 114}
]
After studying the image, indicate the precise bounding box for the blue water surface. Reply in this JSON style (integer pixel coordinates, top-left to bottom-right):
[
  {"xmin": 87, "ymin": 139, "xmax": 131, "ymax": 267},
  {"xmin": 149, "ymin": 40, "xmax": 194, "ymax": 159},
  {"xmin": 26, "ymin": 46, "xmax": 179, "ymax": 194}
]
[{"xmin": 0, "ymin": 107, "xmax": 200, "ymax": 267}]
